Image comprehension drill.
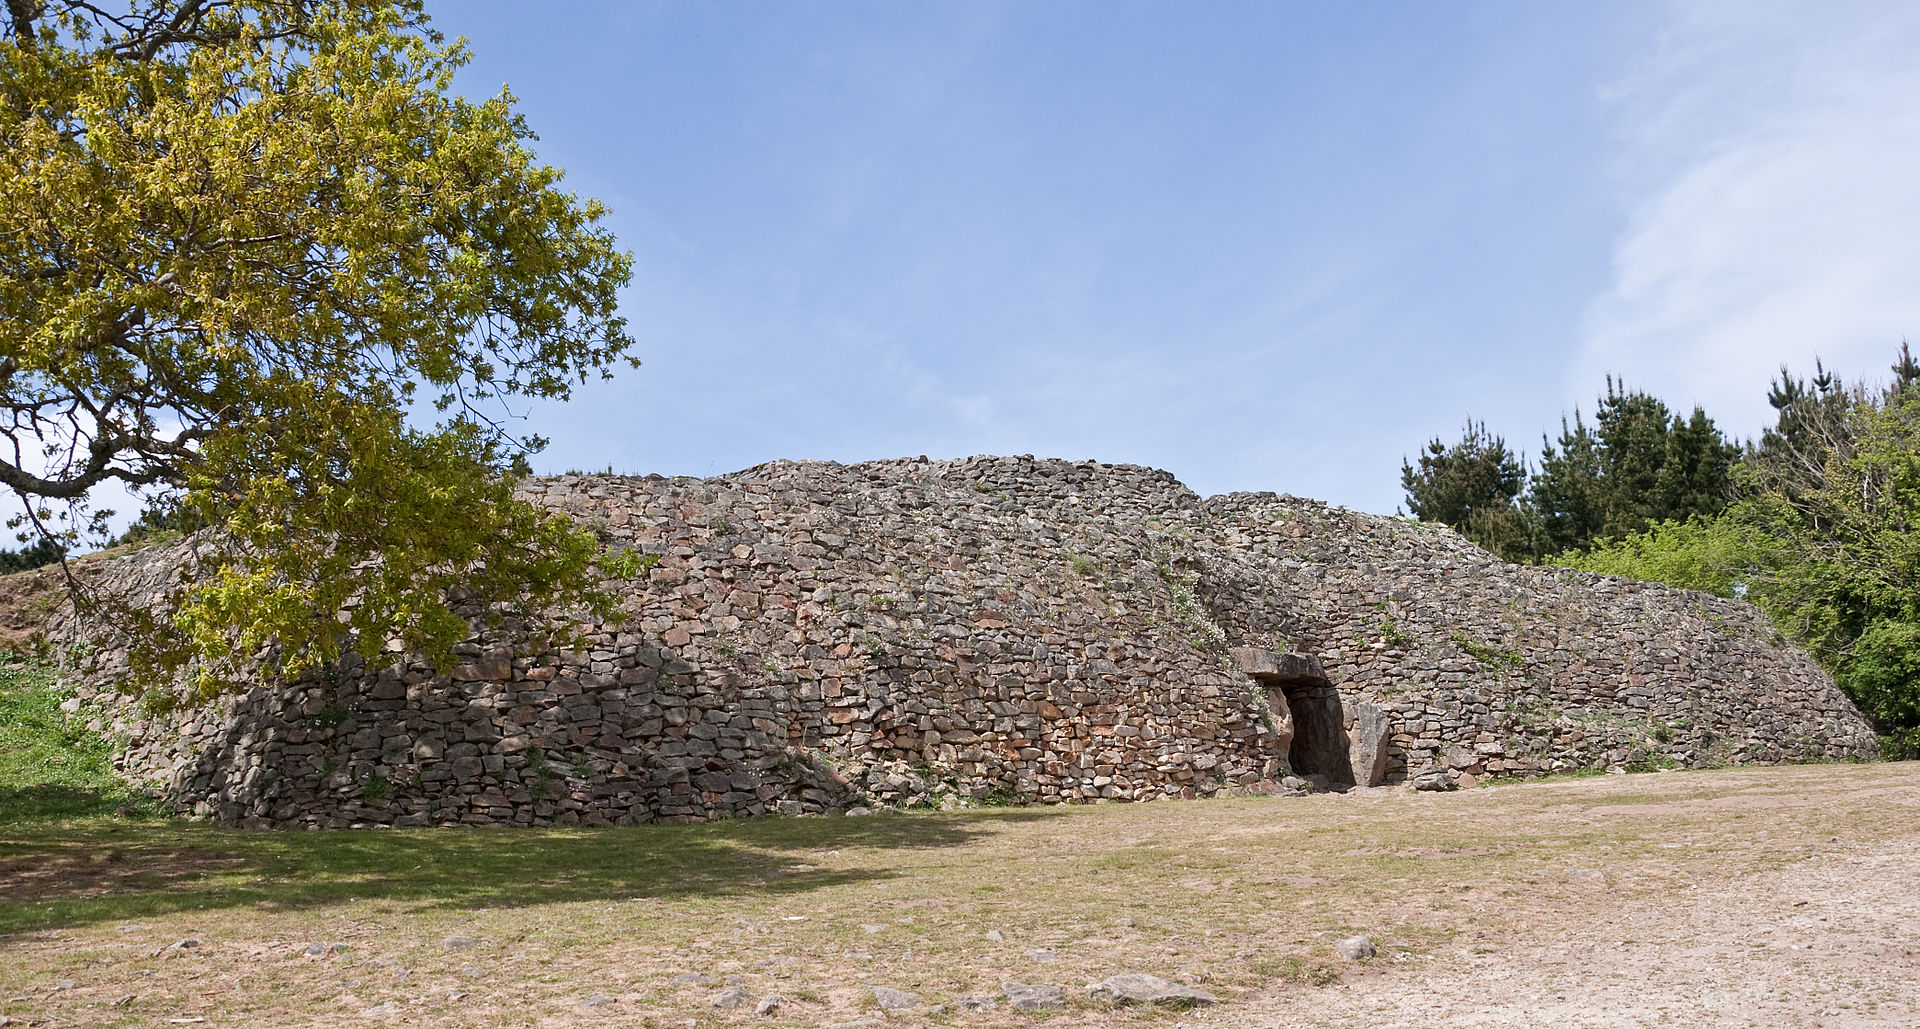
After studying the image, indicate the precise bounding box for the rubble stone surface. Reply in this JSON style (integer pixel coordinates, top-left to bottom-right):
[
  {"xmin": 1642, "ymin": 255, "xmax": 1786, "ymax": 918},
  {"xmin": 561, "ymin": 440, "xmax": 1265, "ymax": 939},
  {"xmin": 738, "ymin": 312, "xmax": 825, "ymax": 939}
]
[{"xmin": 42, "ymin": 456, "xmax": 1878, "ymax": 827}]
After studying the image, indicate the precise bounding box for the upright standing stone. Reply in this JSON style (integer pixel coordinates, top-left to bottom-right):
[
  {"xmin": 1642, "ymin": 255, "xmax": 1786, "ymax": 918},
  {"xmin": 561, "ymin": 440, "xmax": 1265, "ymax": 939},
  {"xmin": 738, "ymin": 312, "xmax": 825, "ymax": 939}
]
[{"xmin": 1347, "ymin": 700, "xmax": 1392, "ymax": 787}]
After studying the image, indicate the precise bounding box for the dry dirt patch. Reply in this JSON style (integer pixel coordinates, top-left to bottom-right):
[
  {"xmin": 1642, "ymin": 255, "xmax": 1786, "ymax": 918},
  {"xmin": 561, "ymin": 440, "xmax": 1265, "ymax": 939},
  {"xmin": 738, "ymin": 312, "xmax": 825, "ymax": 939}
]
[{"xmin": 1, "ymin": 763, "xmax": 1915, "ymax": 1028}]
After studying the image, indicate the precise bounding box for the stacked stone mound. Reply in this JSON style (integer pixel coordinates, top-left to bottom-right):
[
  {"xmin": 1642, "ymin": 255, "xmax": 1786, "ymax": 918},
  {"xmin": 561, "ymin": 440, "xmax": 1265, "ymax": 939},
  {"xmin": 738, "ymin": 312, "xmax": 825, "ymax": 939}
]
[
  {"xmin": 1194, "ymin": 493, "xmax": 1879, "ymax": 780},
  {"xmin": 50, "ymin": 456, "xmax": 1878, "ymax": 828}
]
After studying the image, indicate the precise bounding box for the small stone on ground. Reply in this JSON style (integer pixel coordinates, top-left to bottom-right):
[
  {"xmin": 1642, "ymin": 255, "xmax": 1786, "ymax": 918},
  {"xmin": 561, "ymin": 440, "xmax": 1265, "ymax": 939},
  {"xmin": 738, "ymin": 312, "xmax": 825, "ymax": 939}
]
[
  {"xmin": 1336, "ymin": 935, "xmax": 1377, "ymax": 960},
  {"xmin": 712, "ymin": 986, "xmax": 753, "ymax": 1009},
  {"xmin": 869, "ymin": 986, "xmax": 919, "ymax": 1010}
]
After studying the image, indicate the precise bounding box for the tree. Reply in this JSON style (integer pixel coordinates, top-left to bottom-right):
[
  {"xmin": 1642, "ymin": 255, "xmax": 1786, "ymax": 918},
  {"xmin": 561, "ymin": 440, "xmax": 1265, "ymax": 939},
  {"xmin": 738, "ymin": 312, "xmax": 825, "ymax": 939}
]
[
  {"xmin": 1561, "ymin": 345, "xmax": 1920, "ymax": 757},
  {"xmin": 102, "ymin": 493, "xmax": 205, "ymax": 549},
  {"xmin": 1760, "ymin": 375, "xmax": 1920, "ymax": 753},
  {"xmin": 1892, "ymin": 339, "xmax": 1919, "ymax": 393},
  {"xmin": 2, "ymin": 1, "xmax": 638, "ymax": 702},
  {"xmin": 1400, "ymin": 420, "xmax": 1539, "ymax": 561},
  {"xmin": 1531, "ymin": 379, "xmax": 1736, "ymax": 552},
  {"xmin": 1531, "ymin": 410, "xmax": 1606, "ymax": 554},
  {"xmin": 1745, "ymin": 358, "xmax": 1858, "ymax": 505},
  {"xmin": 0, "ymin": 535, "xmax": 64, "ymax": 574}
]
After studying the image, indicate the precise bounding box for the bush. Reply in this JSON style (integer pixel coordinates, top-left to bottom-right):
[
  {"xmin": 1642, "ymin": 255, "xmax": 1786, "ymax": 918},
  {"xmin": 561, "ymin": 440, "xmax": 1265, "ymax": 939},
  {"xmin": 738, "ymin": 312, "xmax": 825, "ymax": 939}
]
[{"xmin": 1837, "ymin": 620, "xmax": 1920, "ymax": 759}]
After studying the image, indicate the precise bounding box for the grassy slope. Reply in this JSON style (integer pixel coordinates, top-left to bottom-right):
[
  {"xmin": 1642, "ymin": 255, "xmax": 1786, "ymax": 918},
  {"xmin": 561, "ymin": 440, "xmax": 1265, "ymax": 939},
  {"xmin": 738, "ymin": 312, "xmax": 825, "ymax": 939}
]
[{"xmin": 0, "ymin": 658, "xmax": 155, "ymax": 820}]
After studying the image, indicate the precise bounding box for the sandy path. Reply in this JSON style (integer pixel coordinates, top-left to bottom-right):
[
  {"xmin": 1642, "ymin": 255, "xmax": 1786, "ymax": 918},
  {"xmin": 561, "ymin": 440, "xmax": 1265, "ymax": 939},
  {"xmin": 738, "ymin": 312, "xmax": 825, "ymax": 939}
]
[{"xmin": 1196, "ymin": 780, "xmax": 1920, "ymax": 1028}]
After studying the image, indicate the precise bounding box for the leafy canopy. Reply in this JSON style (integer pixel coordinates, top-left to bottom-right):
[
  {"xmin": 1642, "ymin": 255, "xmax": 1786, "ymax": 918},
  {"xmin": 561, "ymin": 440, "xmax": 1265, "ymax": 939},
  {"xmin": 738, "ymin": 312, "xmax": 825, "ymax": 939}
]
[
  {"xmin": 1558, "ymin": 346, "xmax": 1920, "ymax": 756},
  {"xmin": 1, "ymin": 1, "xmax": 638, "ymax": 702}
]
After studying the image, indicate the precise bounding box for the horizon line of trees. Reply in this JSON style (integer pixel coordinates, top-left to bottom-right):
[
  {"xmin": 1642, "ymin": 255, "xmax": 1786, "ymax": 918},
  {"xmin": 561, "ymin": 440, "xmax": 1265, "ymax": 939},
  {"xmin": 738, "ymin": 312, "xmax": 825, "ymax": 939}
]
[{"xmin": 1402, "ymin": 342, "xmax": 1920, "ymax": 757}]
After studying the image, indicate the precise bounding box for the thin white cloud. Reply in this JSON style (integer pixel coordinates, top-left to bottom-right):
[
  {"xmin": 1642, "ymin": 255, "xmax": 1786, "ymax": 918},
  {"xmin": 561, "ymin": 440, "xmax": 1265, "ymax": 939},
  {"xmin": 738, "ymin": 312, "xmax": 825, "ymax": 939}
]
[{"xmin": 1578, "ymin": 0, "xmax": 1920, "ymax": 434}]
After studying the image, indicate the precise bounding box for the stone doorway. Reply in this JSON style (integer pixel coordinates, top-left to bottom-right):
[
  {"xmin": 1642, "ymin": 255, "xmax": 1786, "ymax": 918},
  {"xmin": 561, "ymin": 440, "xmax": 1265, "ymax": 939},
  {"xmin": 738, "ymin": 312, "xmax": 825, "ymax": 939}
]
[
  {"xmin": 1229, "ymin": 647, "xmax": 1363, "ymax": 788},
  {"xmin": 1279, "ymin": 681, "xmax": 1354, "ymax": 787}
]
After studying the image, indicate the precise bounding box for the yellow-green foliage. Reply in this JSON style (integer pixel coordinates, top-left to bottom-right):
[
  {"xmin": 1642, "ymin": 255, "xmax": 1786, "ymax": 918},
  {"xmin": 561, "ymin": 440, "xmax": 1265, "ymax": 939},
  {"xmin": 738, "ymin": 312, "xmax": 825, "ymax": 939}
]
[
  {"xmin": 0, "ymin": 2, "xmax": 637, "ymax": 702},
  {"xmin": 1556, "ymin": 515, "xmax": 1772, "ymax": 599},
  {"xmin": 1557, "ymin": 385, "xmax": 1920, "ymax": 756}
]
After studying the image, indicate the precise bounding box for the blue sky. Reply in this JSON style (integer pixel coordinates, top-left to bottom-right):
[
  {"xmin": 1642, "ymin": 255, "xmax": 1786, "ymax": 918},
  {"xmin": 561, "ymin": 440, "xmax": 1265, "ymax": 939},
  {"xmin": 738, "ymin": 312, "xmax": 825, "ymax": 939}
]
[{"xmin": 436, "ymin": 0, "xmax": 1920, "ymax": 515}]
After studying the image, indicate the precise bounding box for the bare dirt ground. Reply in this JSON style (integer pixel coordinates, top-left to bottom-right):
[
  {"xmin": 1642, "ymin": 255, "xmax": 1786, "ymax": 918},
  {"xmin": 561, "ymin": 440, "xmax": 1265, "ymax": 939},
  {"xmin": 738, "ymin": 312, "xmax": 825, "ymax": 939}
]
[
  {"xmin": 2, "ymin": 762, "xmax": 1915, "ymax": 1028},
  {"xmin": 1198, "ymin": 767, "xmax": 1920, "ymax": 1029}
]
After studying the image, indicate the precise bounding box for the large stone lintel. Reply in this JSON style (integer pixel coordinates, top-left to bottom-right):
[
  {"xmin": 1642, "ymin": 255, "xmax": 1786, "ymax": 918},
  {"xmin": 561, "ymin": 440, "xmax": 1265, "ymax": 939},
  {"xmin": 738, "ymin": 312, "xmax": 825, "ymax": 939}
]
[{"xmin": 1229, "ymin": 647, "xmax": 1328, "ymax": 685}]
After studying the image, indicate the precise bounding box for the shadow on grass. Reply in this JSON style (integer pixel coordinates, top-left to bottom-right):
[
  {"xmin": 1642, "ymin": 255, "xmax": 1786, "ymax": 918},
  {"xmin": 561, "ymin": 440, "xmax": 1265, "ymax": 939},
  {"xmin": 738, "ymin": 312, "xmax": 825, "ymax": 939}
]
[
  {"xmin": 0, "ymin": 795, "xmax": 1064, "ymax": 936},
  {"xmin": 0, "ymin": 784, "xmax": 150, "ymax": 822}
]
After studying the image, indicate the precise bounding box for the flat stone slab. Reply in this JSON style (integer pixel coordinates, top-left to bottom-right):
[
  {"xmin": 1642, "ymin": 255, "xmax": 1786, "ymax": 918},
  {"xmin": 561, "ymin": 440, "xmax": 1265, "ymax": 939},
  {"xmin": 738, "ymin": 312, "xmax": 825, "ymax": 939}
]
[
  {"xmin": 1087, "ymin": 973, "xmax": 1218, "ymax": 1006},
  {"xmin": 869, "ymin": 986, "xmax": 919, "ymax": 1010},
  {"xmin": 1001, "ymin": 981, "xmax": 1065, "ymax": 1011},
  {"xmin": 1229, "ymin": 648, "xmax": 1328, "ymax": 684}
]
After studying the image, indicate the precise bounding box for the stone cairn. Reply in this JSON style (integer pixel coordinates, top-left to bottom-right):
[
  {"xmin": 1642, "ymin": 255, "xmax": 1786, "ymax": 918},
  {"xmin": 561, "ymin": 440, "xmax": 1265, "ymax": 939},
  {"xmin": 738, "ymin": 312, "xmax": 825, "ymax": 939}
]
[{"xmin": 44, "ymin": 455, "xmax": 1878, "ymax": 827}]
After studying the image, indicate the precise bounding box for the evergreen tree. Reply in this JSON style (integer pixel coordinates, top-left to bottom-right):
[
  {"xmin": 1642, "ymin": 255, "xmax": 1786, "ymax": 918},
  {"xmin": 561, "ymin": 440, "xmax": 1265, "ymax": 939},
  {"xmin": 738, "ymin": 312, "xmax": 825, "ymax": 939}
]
[
  {"xmin": 106, "ymin": 496, "xmax": 207, "ymax": 549},
  {"xmin": 1749, "ymin": 358, "xmax": 1857, "ymax": 501},
  {"xmin": 1401, "ymin": 421, "xmax": 1539, "ymax": 560},
  {"xmin": 1893, "ymin": 340, "xmax": 1920, "ymax": 393},
  {"xmin": 0, "ymin": 537, "xmax": 64, "ymax": 574},
  {"xmin": 1531, "ymin": 410, "xmax": 1606, "ymax": 554},
  {"xmin": 1531, "ymin": 380, "xmax": 1736, "ymax": 552}
]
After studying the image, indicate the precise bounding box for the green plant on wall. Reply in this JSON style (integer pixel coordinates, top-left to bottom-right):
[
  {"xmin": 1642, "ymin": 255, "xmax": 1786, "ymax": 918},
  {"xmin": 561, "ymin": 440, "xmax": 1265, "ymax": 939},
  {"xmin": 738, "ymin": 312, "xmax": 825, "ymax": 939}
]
[
  {"xmin": 1449, "ymin": 631, "xmax": 1523, "ymax": 668},
  {"xmin": 1379, "ymin": 614, "xmax": 1410, "ymax": 648},
  {"xmin": 599, "ymin": 549, "xmax": 658, "ymax": 580}
]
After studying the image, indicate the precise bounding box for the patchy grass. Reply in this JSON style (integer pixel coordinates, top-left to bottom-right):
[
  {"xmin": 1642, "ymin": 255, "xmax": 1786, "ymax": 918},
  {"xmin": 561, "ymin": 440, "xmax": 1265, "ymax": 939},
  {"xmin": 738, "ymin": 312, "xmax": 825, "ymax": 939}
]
[{"xmin": 0, "ymin": 744, "xmax": 1915, "ymax": 1026}]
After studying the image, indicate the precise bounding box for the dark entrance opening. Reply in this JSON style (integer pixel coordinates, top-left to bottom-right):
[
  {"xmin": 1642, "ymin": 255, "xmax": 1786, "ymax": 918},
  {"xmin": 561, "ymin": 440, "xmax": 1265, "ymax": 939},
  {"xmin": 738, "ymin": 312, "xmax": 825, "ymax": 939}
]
[
  {"xmin": 1231, "ymin": 647, "xmax": 1356, "ymax": 789},
  {"xmin": 1278, "ymin": 684, "xmax": 1354, "ymax": 787}
]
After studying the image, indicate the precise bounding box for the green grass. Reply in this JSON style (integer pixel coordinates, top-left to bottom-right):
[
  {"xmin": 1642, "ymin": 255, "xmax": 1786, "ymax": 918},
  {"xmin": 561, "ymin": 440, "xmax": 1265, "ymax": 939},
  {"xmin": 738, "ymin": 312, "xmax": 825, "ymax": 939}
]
[{"xmin": 0, "ymin": 658, "xmax": 155, "ymax": 821}]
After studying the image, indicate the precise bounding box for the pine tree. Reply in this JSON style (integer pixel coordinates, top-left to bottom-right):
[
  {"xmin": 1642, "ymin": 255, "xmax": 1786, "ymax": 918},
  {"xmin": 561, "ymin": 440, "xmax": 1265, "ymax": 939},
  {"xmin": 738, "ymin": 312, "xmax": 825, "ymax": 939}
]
[
  {"xmin": 1401, "ymin": 421, "xmax": 1539, "ymax": 560},
  {"xmin": 0, "ymin": 537, "xmax": 64, "ymax": 574},
  {"xmin": 1532, "ymin": 410, "xmax": 1606, "ymax": 553},
  {"xmin": 1531, "ymin": 380, "xmax": 1736, "ymax": 552},
  {"xmin": 1749, "ymin": 359, "xmax": 1859, "ymax": 502},
  {"xmin": 1892, "ymin": 340, "xmax": 1919, "ymax": 394}
]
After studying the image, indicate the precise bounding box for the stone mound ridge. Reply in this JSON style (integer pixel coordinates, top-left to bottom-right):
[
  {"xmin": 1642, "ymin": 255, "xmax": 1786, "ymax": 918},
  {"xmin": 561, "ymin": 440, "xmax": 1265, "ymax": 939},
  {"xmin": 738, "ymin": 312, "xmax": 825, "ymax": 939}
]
[{"xmin": 50, "ymin": 455, "xmax": 1877, "ymax": 827}]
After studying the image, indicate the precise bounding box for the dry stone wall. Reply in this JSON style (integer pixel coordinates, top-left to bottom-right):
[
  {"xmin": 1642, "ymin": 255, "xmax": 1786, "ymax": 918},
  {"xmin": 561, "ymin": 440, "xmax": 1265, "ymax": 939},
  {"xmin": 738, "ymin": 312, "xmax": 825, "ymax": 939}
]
[
  {"xmin": 1194, "ymin": 492, "xmax": 1880, "ymax": 781},
  {"xmin": 48, "ymin": 456, "xmax": 1878, "ymax": 828}
]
